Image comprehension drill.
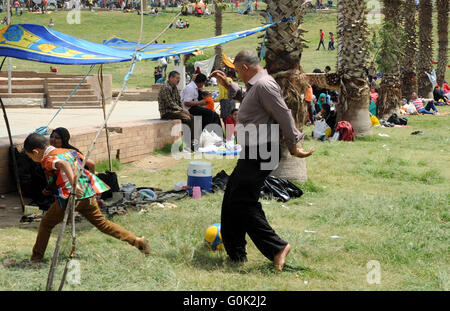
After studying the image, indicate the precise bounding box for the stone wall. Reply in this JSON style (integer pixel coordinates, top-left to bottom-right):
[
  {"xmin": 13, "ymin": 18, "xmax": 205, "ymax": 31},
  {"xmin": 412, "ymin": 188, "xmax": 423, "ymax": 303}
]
[{"xmin": 0, "ymin": 119, "xmax": 181, "ymax": 194}]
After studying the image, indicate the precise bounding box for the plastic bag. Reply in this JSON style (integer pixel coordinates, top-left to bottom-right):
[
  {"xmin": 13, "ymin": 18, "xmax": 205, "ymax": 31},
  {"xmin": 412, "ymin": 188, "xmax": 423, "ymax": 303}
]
[
  {"xmin": 370, "ymin": 115, "xmax": 381, "ymax": 127},
  {"xmin": 312, "ymin": 119, "xmax": 331, "ymax": 139},
  {"xmin": 260, "ymin": 176, "xmax": 304, "ymax": 203},
  {"xmin": 137, "ymin": 189, "xmax": 156, "ymax": 201},
  {"xmin": 199, "ymin": 129, "xmax": 223, "ymax": 149},
  {"xmin": 212, "ymin": 170, "xmax": 230, "ymax": 192}
]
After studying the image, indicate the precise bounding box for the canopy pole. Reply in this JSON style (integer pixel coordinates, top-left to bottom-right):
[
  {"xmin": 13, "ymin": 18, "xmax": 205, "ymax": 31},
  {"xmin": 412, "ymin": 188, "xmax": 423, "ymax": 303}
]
[
  {"xmin": 0, "ymin": 56, "xmax": 25, "ymax": 212},
  {"xmin": 7, "ymin": 0, "xmax": 12, "ymax": 94},
  {"xmin": 98, "ymin": 65, "xmax": 113, "ymax": 172},
  {"xmin": 48, "ymin": 0, "xmax": 146, "ymax": 292},
  {"xmin": 0, "ymin": 97, "xmax": 26, "ymax": 212}
]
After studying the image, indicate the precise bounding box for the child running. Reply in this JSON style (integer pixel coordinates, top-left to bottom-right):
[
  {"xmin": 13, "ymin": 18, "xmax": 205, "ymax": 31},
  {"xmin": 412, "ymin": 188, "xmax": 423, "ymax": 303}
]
[{"xmin": 23, "ymin": 133, "xmax": 150, "ymax": 264}]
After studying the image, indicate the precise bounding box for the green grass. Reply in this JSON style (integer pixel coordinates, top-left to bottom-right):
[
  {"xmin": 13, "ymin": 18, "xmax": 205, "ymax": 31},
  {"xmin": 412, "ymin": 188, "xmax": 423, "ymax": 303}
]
[
  {"xmin": 0, "ymin": 8, "xmax": 449, "ymax": 291},
  {"xmin": 1, "ymin": 107, "xmax": 449, "ymax": 291}
]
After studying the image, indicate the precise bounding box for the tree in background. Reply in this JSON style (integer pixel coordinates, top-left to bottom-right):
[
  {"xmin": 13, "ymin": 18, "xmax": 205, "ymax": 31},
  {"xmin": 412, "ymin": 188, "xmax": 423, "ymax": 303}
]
[
  {"xmin": 401, "ymin": 0, "xmax": 418, "ymax": 101},
  {"xmin": 263, "ymin": 0, "xmax": 310, "ymax": 183},
  {"xmin": 336, "ymin": 0, "xmax": 372, "ymax": 136},
  {"xmin": 376, "ymin": 0, "xmax": 405, "ymax": 119},
  {"xmin": 436, "ymin": 0, "xmax": 449, "ymax": 87},
  {"xmin": 417, "ymin": 0, "xmax": 433, "ymax": 98}
]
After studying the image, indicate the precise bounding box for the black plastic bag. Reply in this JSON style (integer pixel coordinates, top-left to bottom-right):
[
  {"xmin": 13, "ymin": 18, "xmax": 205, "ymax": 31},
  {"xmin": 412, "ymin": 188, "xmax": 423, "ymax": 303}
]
[
  {"xmin": 97, "ymin": 171, "xmax": 120, "ymax": 199},
  {"xmin": 387, "ymin": 113, "xmax": 408, "ymax": 125},
  {"xmin": 212, "ymin": 170, "xmax": 230, "ymax": 192},
  {"xmin": 9, "ymin": 147, "xmax": 52, "ymax": 210},
  {"xmin": 260, "ymin": 176, "xmax": 304, "ymax": 203}
]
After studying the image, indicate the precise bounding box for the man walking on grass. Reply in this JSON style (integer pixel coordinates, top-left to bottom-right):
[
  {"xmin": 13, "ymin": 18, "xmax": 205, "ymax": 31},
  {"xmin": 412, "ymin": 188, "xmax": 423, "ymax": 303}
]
[{"xmin": 211, "ymin": 50, "xmax": 314, "ymax": 272}]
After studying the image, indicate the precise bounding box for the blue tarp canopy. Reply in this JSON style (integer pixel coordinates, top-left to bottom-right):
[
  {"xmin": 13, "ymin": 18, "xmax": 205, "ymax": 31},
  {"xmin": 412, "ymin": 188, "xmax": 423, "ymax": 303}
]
[{"xmin": 0, "ymin": 23, "xmax": 273, "ymax": 65}]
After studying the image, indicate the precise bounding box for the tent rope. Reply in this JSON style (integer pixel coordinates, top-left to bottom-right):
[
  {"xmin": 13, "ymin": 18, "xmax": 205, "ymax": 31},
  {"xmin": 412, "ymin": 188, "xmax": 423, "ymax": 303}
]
[
  {"xmin": 34, "ymin": 64, "xmax": 96, "ymax": 135},
  {"xmin": 47, "ymin": 0, "xmax": 147, "ymax": 292}
]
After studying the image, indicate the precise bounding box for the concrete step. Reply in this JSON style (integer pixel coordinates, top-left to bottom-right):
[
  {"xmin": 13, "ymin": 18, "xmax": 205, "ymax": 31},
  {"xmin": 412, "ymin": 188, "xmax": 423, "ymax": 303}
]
[
  {"xmin": 46, "ymin": 83, "xmax": 91, "ymax": 90},
  {"xmin": 49, "ymin": 95, "xmax": 99, "ymax": 102},
  {"xmin": 45, "ymin": 78, "xmax": 88, "ymax": 84},
  {"xmin": 47, "ymin": 89, "xmax": 95, "ymax": 96},
  {"xmin": 0, "ymin": 79, "xmax": 44, "ymax": 86},
  {"xmin": 0, "ymin": 93, "xmax": 45, "ymax": 98},
  {"xmin": 49, "ymin": 101, "xmax": 101, "ymax": 108},
  {"xmin": 0, "ymin": 88, "xmax": 45, "ymax": 93}
]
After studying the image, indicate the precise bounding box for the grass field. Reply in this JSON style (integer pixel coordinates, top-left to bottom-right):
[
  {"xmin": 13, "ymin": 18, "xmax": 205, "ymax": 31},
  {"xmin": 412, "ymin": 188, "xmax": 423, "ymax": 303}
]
[
  {"xmin": 0, "ymin": 7, "xmax": 449, "ymax": 291},
  {"xmin": 1, "ymin": 106, "xmax": 449, "ymax": 291}
]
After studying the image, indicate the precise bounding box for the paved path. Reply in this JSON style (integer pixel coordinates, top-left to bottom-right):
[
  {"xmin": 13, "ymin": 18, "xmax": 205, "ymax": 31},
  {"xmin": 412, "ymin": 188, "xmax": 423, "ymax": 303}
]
[{"xmin": 0, "ymin": 101, "xmax": 161, "ymax": 138}]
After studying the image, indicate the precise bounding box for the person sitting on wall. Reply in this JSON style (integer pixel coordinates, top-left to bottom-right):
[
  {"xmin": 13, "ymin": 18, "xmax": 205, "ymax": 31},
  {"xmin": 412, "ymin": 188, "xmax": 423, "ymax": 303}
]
[
  {"xmin": 181, "ymin": 73, "xmax": 223, "ymax": 139},
  {"xmin": 158, "ymin": 70, "xmax": 194, "ymax": 149}
]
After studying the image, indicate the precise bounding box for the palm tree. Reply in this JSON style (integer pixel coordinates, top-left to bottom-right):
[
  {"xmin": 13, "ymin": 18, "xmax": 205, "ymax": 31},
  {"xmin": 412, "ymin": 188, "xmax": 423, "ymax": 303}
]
[
  {"xmin": 214, "ymin": 1, "xmax": 223, "ymax": 70},
  {"xmin": 417, "ymin": 0, "xmax": 433, "ymax": 98},
  {"xmin": 436, "ymin": 0, "xmax": 449, "ymax": 87},
  {"xmin": 401, "ymin": 0, "xmax": 418, "ymax": 101},
  {"xmin": 376, "ymin": 0, "xmax": 403, "ymax": 120},
  {"xmin": 263, "ymin": 0, "xmax": 310, "ymax": 183},
  {"xmin": 336, "ymin": 0, "xmax": 372, "ymax": 136}
]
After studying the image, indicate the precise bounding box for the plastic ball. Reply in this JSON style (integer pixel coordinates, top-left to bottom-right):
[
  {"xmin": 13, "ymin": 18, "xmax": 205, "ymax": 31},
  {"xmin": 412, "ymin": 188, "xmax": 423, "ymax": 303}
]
[{"xmin": 204, "ymin": 223, "xmax": 224, "ymax": 251}]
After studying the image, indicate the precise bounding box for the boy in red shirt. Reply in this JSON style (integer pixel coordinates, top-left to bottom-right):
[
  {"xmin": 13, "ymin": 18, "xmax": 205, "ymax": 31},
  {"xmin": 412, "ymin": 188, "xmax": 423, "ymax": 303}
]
[
  {"xmin": 224, "ymin": 108, "xmax": 238, "ymax": 141},
  {"xmin": 23, "ymin": 133, "xmax": 150, "ymax": 263},
  {"xmin": 316, "ymin": 29, "xmax": 326, "ymax": 50}
]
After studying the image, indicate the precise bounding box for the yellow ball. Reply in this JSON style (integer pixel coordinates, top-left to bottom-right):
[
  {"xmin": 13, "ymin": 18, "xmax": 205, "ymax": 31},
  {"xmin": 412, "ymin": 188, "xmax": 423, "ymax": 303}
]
[{"xmin": 204, "ymin": 223, "xmax": 224, "ymax": 251}]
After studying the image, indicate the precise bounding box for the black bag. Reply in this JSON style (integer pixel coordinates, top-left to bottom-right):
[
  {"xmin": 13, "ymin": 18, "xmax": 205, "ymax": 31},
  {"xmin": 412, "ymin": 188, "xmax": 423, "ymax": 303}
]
[
  {"xmin": 9, "ymin": 147, "xmax": 52, "ymax": 210},
  {"xmin": 212, "ymin": 170, "xmax": 230, "ymax": 192},
  {"xmin": 97, "ymin": 171, "xmax": 120, "ymax": 199},
  {"xmin": 387, "ymin": 113, "xmax": 408, "ymax": 125},
  {"xmin": 260, "ymin": 176, "xmax": 304, "ymax": 203}
]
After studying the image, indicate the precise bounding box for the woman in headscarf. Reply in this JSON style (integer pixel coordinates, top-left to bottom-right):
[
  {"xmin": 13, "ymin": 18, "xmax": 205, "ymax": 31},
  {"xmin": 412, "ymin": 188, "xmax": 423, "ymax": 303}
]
[{"xmin": 50, "ymin": 127, "xmax": 96, "ymax": 173}]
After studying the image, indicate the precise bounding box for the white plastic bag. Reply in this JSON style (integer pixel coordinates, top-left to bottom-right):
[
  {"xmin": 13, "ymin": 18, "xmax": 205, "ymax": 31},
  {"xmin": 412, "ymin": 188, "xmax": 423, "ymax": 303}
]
[
  {"xmin": 313, "ymin": 119, "xmax": 331, "ymax": 139},
  {"xmin": 199, "ymin": 129, "xmax": 223, "ymax": 148}
]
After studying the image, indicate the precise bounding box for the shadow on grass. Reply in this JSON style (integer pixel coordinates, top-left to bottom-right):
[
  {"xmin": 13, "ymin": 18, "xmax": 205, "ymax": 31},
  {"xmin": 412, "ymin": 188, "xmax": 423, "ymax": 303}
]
[{"xmin": 190, "ymin": 245, "xmax": 226, "ymax": 271}]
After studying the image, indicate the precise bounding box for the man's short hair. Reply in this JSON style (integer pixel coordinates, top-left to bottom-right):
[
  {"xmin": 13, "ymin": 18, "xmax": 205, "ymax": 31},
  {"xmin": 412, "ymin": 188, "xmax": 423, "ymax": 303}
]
[
  {"xmin": 194, "ymin": 73, "xmax": 207, "ymax": 83},
  {"xmin": 233, "ymin": 50, "xmax": 261, "ymax": 67},
  {"xmin": 168, "ymin": 71, "xmax": 180, "ymax": 79},
  {"xmin": 325, "ymin": 66, "xmax": 331, "ymax": 71},
  {"xmin": 23, "ymin": 133, "xmax": 49, "ymax": 153}
]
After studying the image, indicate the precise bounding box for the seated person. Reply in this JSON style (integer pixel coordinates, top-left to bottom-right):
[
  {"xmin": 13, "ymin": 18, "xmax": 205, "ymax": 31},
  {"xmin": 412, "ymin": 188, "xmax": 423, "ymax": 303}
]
[
  {"xmin": 154, "ymin": 66, "xmax": 163, "ymax": 84},
  {"xmin": 49, "ymin": 128, "xmax": 96, "ymax": 173},
  {"xmin": 409, "ymin": 92, "xmax": 439, "ymax": 115},
  {"xmin": 184, "ymin": 20, "xmax": 190, "ymax": 28},
  {"xmin": 315, "ymin": 93, "xmax": 327, "ymax": 115},
  {"xmin": 155, "ymin": 76, "xmax": 165, "ymax": 84},
  {"xmin": 443, "ymin": 81, "xmax": 450, "ymax": 99},
  {"xmin": 181, "ymin": 73, "xmax": 223, "ymax": 139},
  {"xmin": 224, "ymin": 108, "xmax": 238, "ymax": 141},
  {"xmin": 433, "ymin": 85, "xmax": 449, "ymax": 105},
  {"xmin": 176, "ymin": 18, "xmax": 183, "ymax": 28},
  {"xmin": 315, "ymin": 103, "xmax": 337, "ymax": 135},
  {"xmin": 158, "ymin": 71, "xmax": 194, "ymax": 147},
  {"xmin": 199, "ymin": 90, "xmax": 215, "ymax": 113}
]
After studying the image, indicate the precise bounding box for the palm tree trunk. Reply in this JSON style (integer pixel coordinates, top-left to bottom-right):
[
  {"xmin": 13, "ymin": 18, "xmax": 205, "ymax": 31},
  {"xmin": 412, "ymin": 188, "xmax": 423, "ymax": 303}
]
[
  {"xmin": 401, "ymin": 0, "xmax": 418, "ymax": 101},
  {"xmin": 377, "ymin": 0, "xmax": 403, "ymax": 120},
  {"xmin": 336, "ymin": 0, "xmax": 371, "ymax": 136},
  {"xmin": 214, "ymin": 2, "xmax": 223, "ymax": 70},
  {"xmin": 418, "ymin": 0, "xmax": 433, "ymax": 98},
  {"xmin": 436, "ymin": 0, "xmax": 449, "ymax": 87},
  {"xmin": 263, "ymin": 0, "xmax": 309, "ymax": 183}
]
